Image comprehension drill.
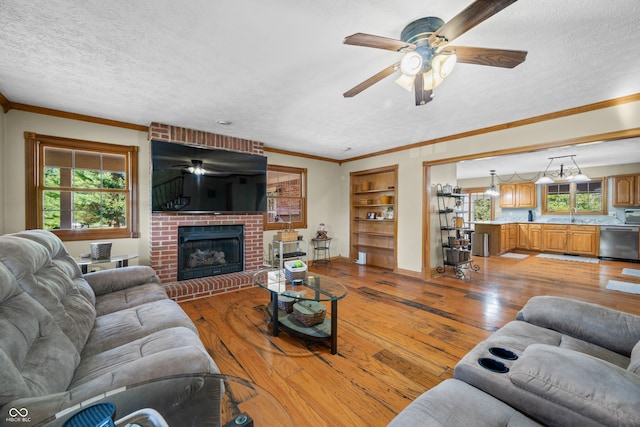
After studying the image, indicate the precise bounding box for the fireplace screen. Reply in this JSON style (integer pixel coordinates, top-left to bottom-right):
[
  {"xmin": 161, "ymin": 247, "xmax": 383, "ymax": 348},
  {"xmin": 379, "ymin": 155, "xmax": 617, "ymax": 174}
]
[{"xmin": 178, "ymin": 225, "xmax": 244, "ymax": 281}]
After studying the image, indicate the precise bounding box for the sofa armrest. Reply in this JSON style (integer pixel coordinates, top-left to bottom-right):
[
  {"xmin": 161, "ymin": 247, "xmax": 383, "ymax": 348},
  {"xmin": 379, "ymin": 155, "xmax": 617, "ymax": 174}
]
[
  {"xmin": 516, "ymin": 296, "xmax": 640, "ymax": 356},
  {"xmin": 510, "ymin": 344, "xmax": 640, "ymax": 426},
  {"xmin": 84, "ymin": 266, "xmax": 160, "ymax": 296}
]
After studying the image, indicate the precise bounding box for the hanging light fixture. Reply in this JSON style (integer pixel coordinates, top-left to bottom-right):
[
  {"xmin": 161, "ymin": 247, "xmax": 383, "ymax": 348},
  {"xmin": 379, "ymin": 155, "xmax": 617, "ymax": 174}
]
[
  {"xmin": 535, "ymin": 155, "xmax": 590, "ymax": 184},
  {"xmin": 187, "ymin": 160, "xmax": 206, "ymax": 175},
  {"xmin": 485, "ymin": 170, "xmax": 500, "ymax": 196}
]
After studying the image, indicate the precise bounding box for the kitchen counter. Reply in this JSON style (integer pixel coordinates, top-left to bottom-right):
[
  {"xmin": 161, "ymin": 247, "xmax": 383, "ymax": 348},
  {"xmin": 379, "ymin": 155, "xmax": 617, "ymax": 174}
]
[{"xmin": 472, "ymin": 217, "xmax": 633, "ymax": 226}]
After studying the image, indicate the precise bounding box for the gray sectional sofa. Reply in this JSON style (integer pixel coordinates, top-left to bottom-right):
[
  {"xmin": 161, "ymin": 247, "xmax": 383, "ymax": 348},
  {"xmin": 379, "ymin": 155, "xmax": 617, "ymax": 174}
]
[
  {"xmin": 0, "ymin": 230, "xmax": 220, "ymax": 426},
  {"xmin": 389, "ymin": 296, "xmax": 640, "ymax": 426}
]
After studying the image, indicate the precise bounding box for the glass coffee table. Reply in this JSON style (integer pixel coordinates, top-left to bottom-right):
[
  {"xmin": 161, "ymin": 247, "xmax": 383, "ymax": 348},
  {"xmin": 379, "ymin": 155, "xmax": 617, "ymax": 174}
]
[
  {"xmin": 36, "ymin": 373, "xmax": 294, "ymax": 426},
  {"xmin": 253, "ymin": 269, "xmax": 348, "ymax": 354}
]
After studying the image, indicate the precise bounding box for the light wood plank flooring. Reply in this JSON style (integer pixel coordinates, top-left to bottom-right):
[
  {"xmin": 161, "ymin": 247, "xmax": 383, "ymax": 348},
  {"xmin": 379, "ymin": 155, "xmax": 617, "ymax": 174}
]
[{"xmin": 179, "ymin": 253, "xmax": 640, "ymax": 426}]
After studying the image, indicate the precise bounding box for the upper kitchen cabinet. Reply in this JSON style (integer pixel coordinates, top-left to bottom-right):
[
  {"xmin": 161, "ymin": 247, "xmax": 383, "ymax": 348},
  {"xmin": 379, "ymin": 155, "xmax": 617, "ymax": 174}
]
[
  {"xmin": 500, "ymin": 182, "xmax": 536, "ymax": 208},
  {"xmin": 612, "ymin": 174, "xmax": 640, "ymax": 207}
]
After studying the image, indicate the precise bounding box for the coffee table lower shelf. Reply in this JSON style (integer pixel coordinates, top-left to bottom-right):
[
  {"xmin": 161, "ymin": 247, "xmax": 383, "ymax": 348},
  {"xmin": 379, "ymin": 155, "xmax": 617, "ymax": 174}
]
[{"xmin": 266, "ymin": 298, "xmax": 338, "ymax": 354}]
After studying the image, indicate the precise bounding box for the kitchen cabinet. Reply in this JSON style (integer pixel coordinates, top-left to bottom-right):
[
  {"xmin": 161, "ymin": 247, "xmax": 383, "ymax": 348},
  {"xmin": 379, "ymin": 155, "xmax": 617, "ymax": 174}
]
[
  {"xmin": 350, "ymin": 165, "xmax": 397, "ymax": 270},
  {"xmin": 474, "ymin": 223, "xmax": 515, "ymax": 255},
  {"xmin": 476, "ymin": 222, "xmax": 598, "ymax": 257},
  {"xmin": 517, "ymin": 223, "xmax": 529, "ymax": 249},
  {"xmin": 529, "ymin": 224, "xmax": 543, "ymax": 251},
  {"xmin": 567, "ymin": 225, "xmax": 600, "ymax": 257},
  {"xmin": 542, "ymin": 224, "xmax": 599, "ymax": 257},
  {"xmin": 542, "ymin": 224, "xmax": 568, "ymax": 253},
  {"xmin": 500, "ymin": 182, "xmax": 536, "ymax": 208},
  {"xmin": 612, "ymin": 174, "xmax": 640, "ymax": 207}
]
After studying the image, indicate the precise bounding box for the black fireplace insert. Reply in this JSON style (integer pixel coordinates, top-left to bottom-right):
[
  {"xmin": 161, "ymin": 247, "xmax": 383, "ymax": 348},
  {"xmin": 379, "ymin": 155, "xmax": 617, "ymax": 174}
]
[{"xmin": 177, "ymin": 225, "xmax": 244, "ymax": 281}]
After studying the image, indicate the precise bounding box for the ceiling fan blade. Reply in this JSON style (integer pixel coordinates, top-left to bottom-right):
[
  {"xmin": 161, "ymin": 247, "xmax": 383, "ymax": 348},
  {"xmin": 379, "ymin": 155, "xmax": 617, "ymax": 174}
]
[
  {"xmin": 414, "ymin": 73, "xmax": 433, "ymax": 106},
  {"xmin": 448, "ymin": 46, "xmax": 527, "ymax": 68},
  {"xmin": 429, "ymin": 0, "xmax": 518, "ymax": 44},
  {"xmin": 343, "ymin": 62, "xmax": 400, "ymax": 98},
  {"xmin": 344, "ymin": 33, "xmax": 416, "ymax": 52}
]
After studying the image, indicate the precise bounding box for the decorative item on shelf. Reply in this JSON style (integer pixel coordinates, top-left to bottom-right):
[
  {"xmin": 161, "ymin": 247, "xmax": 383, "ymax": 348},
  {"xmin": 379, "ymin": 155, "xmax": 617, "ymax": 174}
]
[
  {"xmin": 443, "ymin": 183, "xmax": 453, "ymax": 194},
  {"xmin": 360, "ymin": 181, "xmax": 370, "ymax": 191},
  {"xmin": 284, "ymin": 260, "xmax": 307, "ymax": 280},
  {"xmin": 316, "ymin": 223, "xmax": 328, "ymax": 239},
  {"xmin": 453, "ymin": 186, "xmax": 462, "ymax": 194},
  {"xmin": 277, "ymin": 222, "xmax": 298, "ymax": 242},
  {"xmin": 359, "ymin": 198, "xmax": 372, "ymax": 205},
  {"xmin": 89, "ymin": 242, "xmax": 112, "ymax": 260},
  {"xmin": 292, "ymin": 301, "xmax": 326, "ymax": 327},
  {"xmin": 385, "ymin": 207, "xmax": 394, "ymax": 220},
  {"xmin": 366, "ymin": 212, "xmax": 376, "ymax": 219},
  {"xmin": 380, "ymin": 195, "xmax": 393, "ymax": 204},
  {"xmin": 454, "ymin": 216, "xmax": 464, "ymax": 228}
]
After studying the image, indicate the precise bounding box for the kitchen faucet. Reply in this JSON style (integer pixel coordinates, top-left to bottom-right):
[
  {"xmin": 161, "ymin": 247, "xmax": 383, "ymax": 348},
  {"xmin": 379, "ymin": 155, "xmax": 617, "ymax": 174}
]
[{"xmin": 570, "ymin": 207, "xmax": 577, "ymax": 223}]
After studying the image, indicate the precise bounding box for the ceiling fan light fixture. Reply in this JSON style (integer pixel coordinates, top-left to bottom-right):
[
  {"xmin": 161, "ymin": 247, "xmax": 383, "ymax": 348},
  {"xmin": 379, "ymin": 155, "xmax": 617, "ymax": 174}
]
[
  {"xmin": 394, "ymin": 73, "xmax": 416, "ymax": 91},
  {"xmin": 399, "ymin": 51, "xmax": 423, "ymax": 76},
  {"xmin": 188, "ymin": 160, "xmax": 206, "ymax": 175},
  {"xmin": 433, "ymin": 51, "xmax": 457, "ymax": 78}
]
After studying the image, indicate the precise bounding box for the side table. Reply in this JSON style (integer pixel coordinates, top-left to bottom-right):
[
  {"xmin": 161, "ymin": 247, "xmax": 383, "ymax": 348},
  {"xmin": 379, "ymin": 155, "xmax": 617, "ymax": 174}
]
[
  {"xmin": 76, "ymin": 254, "xmax": 139, "ymax": 274},
  {"xmin": 311, "ymin": 238, "xmax": 332, "ymax": 265}
]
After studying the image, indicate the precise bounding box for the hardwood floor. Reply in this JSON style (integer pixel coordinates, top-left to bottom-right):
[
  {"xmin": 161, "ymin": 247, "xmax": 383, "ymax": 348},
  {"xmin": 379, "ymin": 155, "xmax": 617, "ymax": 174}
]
[{"xmin": 179, "ymin": 254, "xmax": 640, "ymax": 426}]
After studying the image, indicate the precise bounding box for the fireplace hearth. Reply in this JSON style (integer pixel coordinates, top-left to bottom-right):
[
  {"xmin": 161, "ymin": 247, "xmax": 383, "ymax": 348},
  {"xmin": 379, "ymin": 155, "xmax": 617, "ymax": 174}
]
[{"xmin": 178, "ymin": 225, "xmax": 244, "ymax": 281}]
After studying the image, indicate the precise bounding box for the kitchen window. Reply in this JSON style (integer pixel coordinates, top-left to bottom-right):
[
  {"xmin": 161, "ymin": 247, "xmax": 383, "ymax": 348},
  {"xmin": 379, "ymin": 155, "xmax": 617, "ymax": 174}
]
[
  {"xmin": 542, "ymin": 179, "xmax": 605, "ymax": 215},
  {"xmin": 264, "ymin": 165, "xmax": 307, "ymax": 230},
  {"xmin": 25, "ymin": 132, "xmax": 139, "ymax": 241}
]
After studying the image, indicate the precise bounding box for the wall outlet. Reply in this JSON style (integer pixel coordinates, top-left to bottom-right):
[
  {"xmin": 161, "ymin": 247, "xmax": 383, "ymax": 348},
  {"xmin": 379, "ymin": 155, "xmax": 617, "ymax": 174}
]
[{"xmin": 609, "ymin": 212, "xmax": 617, "ymax": 217}]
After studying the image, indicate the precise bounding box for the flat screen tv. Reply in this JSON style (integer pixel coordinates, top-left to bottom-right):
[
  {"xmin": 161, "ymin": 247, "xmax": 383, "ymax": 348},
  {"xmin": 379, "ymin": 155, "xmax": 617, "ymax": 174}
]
[{"xmin": 151, "ymin": 140, "xmax": 267, "ymax": 213}]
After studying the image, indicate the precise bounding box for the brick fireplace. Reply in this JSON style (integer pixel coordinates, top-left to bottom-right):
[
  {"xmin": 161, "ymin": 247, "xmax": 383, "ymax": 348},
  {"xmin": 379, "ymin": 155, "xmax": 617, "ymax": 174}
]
[{"xmin": 149, "ymin": 123, "xmax": 265, "ymax": 301}]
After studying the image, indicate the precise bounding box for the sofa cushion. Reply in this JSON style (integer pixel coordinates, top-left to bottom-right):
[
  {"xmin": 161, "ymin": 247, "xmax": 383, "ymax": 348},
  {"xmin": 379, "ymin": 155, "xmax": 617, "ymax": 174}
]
[
  {"xmin": 93, "ymin": 282, "xmax": 169, "ymax": 317},
  {"xmin": 509, "ymin": 344, "xmax": 640, "ymax": 427},
  {"xmin": 0, "ymin": 263, "xmax": 80, "ymax": 406},
  {"xmin": 81, "ymin": 299, "xmax": 200, "ymax": 357},
  {"xmin": 0, "ymin": 231, "xmax": 96, "ymax": 352},
  {"xmin": 388, "ymin": 379, "xmax": 542, "ymax": 427},
  {"xmin": 516, "ymin": 295, "xmax": 640, "ymax": 357},
  {"xmin": 70, "ymin": 327, "xmax": 219, "ymax": 390}
]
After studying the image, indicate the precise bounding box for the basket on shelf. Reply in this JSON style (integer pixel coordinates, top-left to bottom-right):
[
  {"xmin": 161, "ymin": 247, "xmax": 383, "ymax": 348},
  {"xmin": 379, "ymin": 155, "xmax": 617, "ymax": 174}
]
[
  {"xmin": 276, "ymin": 223, "xmax": 298, "ymax": 242},
  {"xmin": 278, "ymin": 291, "xmax": 301, "ymax": 313},
  {"xmin": 285, "ymin": 260, "xmax": 307, "ymax": 280},
  {"xmin": 293, "ymin": 301, "xmax": 326, "ymax": 327},
  {"xmin": 359, "ymin": 198, "xmax": 372, "ymax": 205},
  {"xmin": 90, "ymin": 242, "xmax": 112, "ymax": 260}
]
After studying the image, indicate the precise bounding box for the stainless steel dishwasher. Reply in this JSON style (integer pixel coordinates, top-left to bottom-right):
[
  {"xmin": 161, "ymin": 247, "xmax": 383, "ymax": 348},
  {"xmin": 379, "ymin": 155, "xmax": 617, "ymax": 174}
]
[{"xmin": 599, "ymin": 225, "xmax": 639, "ymax": 261}]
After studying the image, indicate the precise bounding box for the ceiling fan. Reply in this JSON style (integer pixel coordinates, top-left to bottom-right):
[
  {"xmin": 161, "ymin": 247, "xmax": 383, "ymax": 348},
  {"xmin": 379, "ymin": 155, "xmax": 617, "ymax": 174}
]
[
  {"xmin": 343, "ymin": 0, "xmax": 527, "ymax": 105},
  {"xmin": 169, "ymin": 159, "xmax": 209, "ymax": 175}
]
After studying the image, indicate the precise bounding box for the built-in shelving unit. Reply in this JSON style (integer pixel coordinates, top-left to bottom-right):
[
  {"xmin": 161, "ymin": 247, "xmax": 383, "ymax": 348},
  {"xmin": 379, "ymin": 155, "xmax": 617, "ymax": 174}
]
[{"xmin": 350, "ymin": 165, "xmax": 398, "ymax": 270}]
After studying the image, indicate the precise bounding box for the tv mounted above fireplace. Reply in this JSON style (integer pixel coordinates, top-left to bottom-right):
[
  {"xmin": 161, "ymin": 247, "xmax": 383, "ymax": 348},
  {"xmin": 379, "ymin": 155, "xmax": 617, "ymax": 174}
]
[{"xmin": 151, "ymin": 140, "xmax": 267, "ymax": 213}]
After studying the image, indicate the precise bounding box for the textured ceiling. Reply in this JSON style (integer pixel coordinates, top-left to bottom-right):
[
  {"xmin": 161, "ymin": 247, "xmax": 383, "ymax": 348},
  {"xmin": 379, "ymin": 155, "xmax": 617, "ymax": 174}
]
[{"xmin": 1, "ymin": 0, "xmax": 640, "ymax": 169}]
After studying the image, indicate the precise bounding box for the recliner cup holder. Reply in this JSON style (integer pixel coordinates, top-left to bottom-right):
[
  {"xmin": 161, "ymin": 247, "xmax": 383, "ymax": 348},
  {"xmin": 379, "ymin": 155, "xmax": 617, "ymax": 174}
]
[
  {"xmin": 478, "ymin": 358, "xmax": 509, "ymax": 373},
  {"xmin": 488, "ymin": 347, "xmax": 518, "ymax": 360}
]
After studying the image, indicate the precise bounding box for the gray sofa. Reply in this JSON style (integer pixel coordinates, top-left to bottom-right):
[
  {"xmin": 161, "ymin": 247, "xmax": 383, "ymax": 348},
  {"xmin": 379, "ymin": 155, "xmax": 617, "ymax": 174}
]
[
  {"xmin": 0, "ymin": 230, "xmax": 220, "ymax": 426},
  {"xmin": 389, "ymin": 296, "xmax": 640, "ymax": 426}
]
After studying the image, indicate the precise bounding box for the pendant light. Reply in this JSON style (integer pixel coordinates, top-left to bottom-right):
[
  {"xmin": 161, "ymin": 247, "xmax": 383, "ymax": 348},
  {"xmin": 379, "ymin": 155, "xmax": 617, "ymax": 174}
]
[{"xmin": 485, "ymin": 170, "xmax": 500, "ymax": 196}]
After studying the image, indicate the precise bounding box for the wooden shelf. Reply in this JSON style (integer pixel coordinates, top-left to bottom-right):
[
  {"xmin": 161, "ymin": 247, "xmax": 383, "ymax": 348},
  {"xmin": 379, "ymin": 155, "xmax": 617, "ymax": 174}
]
[{"xmin": 350, "ymin": 165, "xmax": 398, "ymax": 270}]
